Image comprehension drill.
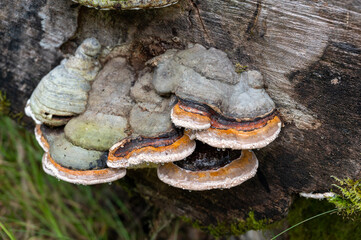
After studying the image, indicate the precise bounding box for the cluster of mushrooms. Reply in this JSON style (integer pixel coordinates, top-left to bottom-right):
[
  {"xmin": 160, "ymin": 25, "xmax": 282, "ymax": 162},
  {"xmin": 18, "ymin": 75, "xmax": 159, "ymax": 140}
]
[{"xmin": 25, "ymin": 37, "xmax": 281, "ymax": 191}]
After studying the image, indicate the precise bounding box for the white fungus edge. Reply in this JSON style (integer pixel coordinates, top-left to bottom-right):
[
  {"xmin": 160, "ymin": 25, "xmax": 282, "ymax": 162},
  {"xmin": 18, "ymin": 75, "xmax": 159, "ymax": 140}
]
[
  {"xmin": 170, "ymin": 107, "xmax": 211, "ymax": 130},
  {"xmin": 107, "ymin": 139, "xmax": 196, "ymax": 168},
  {"xmin": 157, "ymin": 152, "xmax": 259, "ymax": 191},
  {"xmin": 42, "ymin": 153, "xmax": 126, "ymax": 185},
  {"xmin": 195, "ymin": 121, "xmax": 282, "ymax": 150}
]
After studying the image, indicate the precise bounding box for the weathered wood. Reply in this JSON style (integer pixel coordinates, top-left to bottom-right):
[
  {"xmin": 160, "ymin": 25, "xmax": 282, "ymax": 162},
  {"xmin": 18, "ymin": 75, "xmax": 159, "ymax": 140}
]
[{"xmin": 1, "ymin": 0, "xmax": 360, "ymax": 228}]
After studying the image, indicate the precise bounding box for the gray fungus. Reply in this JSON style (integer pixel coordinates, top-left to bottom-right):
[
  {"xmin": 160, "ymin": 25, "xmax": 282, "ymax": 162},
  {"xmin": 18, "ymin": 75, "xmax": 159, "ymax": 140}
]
[
  {"xmin": 26, "ymin": 38, "xmax": 101, "ymax": 126},
  {"xmin": 26, "ymin": 39, "xmax": 281, "ymax": 190}
]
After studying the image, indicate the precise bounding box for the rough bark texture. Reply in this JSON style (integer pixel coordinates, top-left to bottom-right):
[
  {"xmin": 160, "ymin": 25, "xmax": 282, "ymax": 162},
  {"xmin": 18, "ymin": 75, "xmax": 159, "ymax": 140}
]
[{"xmin": 1, "ymin": 0, "xmax": 360, "ymax": 229}]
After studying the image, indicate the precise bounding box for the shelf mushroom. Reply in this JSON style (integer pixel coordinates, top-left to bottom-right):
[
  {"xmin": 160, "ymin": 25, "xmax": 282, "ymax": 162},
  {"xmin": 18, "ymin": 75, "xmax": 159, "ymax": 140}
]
[
  {"xmin": 151, "ymin": 44, "xmax": 282, "ymax": 150},
  {"xmin": 25, "ymin": 38, "xmax": 127, "ymax": 185},
  {"xmin": 62, "ymin": 59, "xmax": 196, "ymax": 169},
  {"xmin": 41, "ymin": 57, "xmax": 136, "ymax": 184},
  {"xmin": 108, "ymin": 127, "xmax": 195, "ymax": 168},
  {"xmin": 107, "ymin": 70, "xmax": 196, "ymax": 168},
  {"xmin": 173, "ymin": 98, "xmax": 281, "ymax": 149},
  {"xmin": 37, "ymin": 124, "xmax": 126, "ymax": 185},
  {"xmin": 25, "ymin": 38, "xmax": 101, "ymax": 126},
  {"xmin": 64, "ymin": 57, "xmax": 134, "ymax": 151},
  {"xmin": 157, "ymin": 142, "xmax": 258, "ymax": 191},
  {"xmin": 150, "ymin": 44, "xmax": 282, "ymax": 190},
  {"xmin": 30, "ymin": 56, "xmax": 136, "ymax": 185},
  {"xmin": 72, "ymin": 0, "xmax": 178, "ymax": 10},
  {"xmin": 26, "ymin": 40, "xmax": 281, "ymax": 190}
]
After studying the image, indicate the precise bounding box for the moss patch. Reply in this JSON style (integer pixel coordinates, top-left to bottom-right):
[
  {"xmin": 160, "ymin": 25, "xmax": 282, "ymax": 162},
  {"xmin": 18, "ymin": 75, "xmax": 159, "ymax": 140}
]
[
  {"xmin": 278, "ymin": 197, "xmax": 361, "ymax": 240},
  {"xmin": 235, "ymin": 63, "xmax": 248, "ymax": 74},
  {"xmin": 329, "ymin": 177, "xmax": 361, "ymax": 216},
  {"xmin": 0, "ymin": 90, "xmax": 23, "ymax": 122},
  {"xmin": 182, "ymin": 211, "xmax": 269, "ymax": 238},
  {"xmin": 0, "ymin": 90, "xmax": 11, "ymax": 116}
]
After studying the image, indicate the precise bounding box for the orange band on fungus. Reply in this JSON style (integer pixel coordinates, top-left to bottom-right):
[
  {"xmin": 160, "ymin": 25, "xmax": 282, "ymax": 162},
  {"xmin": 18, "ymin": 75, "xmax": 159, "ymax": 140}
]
[
  {"xmin": 171, "ymin": 102, "xmax": 211, "ymax": 128},
  {"xmin": 47, "ymin": 153, "xmax": 113, "ymax": 176},
  {"xmin": 196, "ymin": 116, "xmax": 282, "ymax": 149},
  {"xmin": 172, "ymin": 98, "xmax": 279, "ymax": 131},
  {"xmin": 43, "ymin": 153, "xmax": 126, "ymax": 185},
  {"xmin": 35, "ymin": 124, "xmax": 50, "ymax": 152},
  {"xmin": 210, "ymin": 111, "xmax": 279, "ymax": 131},
  {"xmin": 36, "ymin": 124, "xmax": 126, "ymax": 185},
  {"xmin": 210, "ymin": 116, "xmax": 281, "ymax": 137},
  {"xmin": 111, "ymin": 129, "xmax": 183, "ymax": 158},
  {"xmin": 157, "ymin": 150, "xmax": 258, "ymax": 191},
  {"xmin": 177, "ymin": 100, "xmax": 211, "ymax": 117},
  {"xmin": 107, "ymin": 131, "xmax": 196, "ymax": 168}
]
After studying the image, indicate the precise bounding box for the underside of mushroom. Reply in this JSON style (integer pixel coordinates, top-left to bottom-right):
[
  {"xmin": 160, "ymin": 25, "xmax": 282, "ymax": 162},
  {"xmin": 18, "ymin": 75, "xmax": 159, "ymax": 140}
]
[{"xmin": 157, "ymin": 142, "xmax": 259, "ymax": 191}]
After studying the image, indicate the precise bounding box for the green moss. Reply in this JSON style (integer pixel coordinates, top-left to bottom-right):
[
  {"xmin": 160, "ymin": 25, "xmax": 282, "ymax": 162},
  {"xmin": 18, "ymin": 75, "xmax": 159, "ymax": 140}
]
[
  {"xmin": 268, "ymin": 177, "xmax": 361, "ymax": 239},
  {"xmin": 0, "ymin": 90, "xmax": 11, "ymax": 116},
  {"xmin": 329, "ymin": 177, "xmax": 361, "ymax": 216},
  {"xmin": 235, "ymin": 63, "xmax": 248, "ymax": 74},
  {"xmin": 278, "ymin": 197, "xmax": 361, "ymax": 240},
  {"xmin": 181, "ymin": 211, "xmax": 269, "ymax": 238},
  {"xmin": 0, "ymin": 90, "xmax": 24, "ymax": 122}
]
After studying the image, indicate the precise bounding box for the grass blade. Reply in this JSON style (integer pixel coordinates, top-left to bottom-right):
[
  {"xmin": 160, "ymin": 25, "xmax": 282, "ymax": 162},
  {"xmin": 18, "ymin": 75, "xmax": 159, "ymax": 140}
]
[
  {"xmin": 271, "ymin": 208, "xmax": 338, "ymax": 239},
  {"xmin": 0, "ymin": 221, "xmax": 16, "ymax": 240}
]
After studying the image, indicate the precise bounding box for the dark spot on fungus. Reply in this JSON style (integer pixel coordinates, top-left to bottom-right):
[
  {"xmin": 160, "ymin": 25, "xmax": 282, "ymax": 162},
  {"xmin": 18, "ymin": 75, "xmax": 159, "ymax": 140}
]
[
  {"xmin": 158, "ymin": 150, "xmax": 259, "ymax": 191},
  {"xmin": 175, "ymin": 141, "xmax": 242, "ymax": 171}
]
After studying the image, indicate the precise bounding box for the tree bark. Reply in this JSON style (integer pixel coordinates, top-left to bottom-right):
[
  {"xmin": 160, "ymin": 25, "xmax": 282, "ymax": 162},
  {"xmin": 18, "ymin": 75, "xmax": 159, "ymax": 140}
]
[{"xmin": 1, "ymin": 0, "xmax": 360, "ymax": 228}]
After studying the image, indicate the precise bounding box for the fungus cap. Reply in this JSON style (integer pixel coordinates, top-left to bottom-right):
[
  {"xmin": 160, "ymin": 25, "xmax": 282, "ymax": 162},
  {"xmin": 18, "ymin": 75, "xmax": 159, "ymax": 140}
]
[
  {"xmin": 28, "ymin": 38, "xmax": 101, "ymax": 126},
  {"xmin": 151, "ymin": 45, "xmax": 282, "ymax": 149},
  {"xmin": 107, "ymin": 129, "xmax": 196, "ymax": 168},
  {"xmin": 157, "ymin": 149, "xmax": 258, "ymax": 191},
  {"xmin": 171, "ymin": 100, "xmax": 211, "ymax": 130},
  {"xmin": 36, "ymin": 124, "xmax": 126, "ymax": 185},
  {"xmin": 64, "ymin": 57, "xmax": 134, "ymax": 151},
  {"xmin": 25, "ymin": 100, "xmax": 42, "ymax": 125},
  {"xmin": 171, "ymin": 98, "xmax": 282, "ymax": 149},
  {"xmin": 42, "ymin": 153, "xmax": 126, "ymax": 185},
  {"xmin": 195, "ymin": 114, "xmax": 282, "ymax": 150}
]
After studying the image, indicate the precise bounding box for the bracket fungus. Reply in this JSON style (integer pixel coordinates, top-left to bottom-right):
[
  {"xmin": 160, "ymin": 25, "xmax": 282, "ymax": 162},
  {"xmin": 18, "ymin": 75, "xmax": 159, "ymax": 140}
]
[
  {"xmin": 26, "ymin": 39, "xmax": 281, "ymax": 189},
  {"xmin": 64, "ymin": 57, "xmax": 134, "ymax": 151},
  {"xmin": 107, "ymin": 70, "xmax": 196, "ymax": 168},
  {"xmin": 108, "ymin": 128, "xmax": 195, "ymax": 168},
  {"xmin": 38, "ymin": 124, "xmax": 126, "ymax": 185},
  {"xmin": 157, "ymin": 142, "xmax": 258, "ymax": 191},
  {"xmin": 25, "ymin": 38, "xmax": 101, "ymax": 126},
  {"xmin": 152, "ymin": 44, "xmax": 282, "ymax": 150},
  {"xmin": 72, "ymin": 0, "xmax": 178, "ymax": 10},
  {"xmin": 26, "ymin": 38, "xmax": 128, "ymax": 186}
]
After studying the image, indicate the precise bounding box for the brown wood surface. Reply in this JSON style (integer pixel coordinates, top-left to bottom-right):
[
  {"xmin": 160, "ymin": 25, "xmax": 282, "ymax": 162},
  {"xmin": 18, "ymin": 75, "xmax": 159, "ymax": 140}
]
[{"xmin": 1, "ymin": 0, "xmax": 360, "ymax": 227}]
